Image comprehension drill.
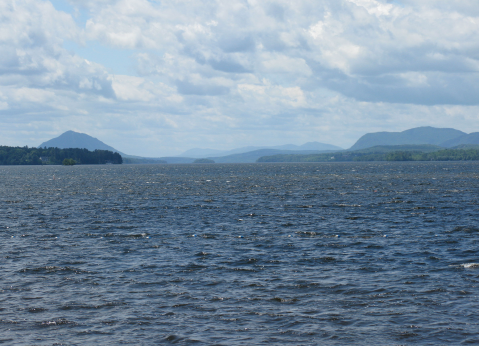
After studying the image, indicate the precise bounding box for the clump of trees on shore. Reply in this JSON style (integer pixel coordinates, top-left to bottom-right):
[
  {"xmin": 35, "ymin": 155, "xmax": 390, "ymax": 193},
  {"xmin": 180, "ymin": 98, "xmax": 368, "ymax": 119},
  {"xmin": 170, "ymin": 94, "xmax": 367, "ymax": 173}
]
[
  {"xmin": 62, "ymin": 158, "xmax": 77, "ymax": 166},
  {"xmin": 0, "ymin": 146, "xmax": 122, "ymax": 165},
  {"xmin": 193, "ymin": 158, "xmax": 215, "ymax": 163}
]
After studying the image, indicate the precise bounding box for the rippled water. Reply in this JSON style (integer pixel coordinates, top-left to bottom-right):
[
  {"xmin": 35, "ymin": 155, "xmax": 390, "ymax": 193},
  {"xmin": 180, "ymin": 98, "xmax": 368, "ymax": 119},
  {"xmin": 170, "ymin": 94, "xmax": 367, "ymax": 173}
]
[{"xmin": 1, "ymin": 162, "xmax": 479, "ymax": 345}]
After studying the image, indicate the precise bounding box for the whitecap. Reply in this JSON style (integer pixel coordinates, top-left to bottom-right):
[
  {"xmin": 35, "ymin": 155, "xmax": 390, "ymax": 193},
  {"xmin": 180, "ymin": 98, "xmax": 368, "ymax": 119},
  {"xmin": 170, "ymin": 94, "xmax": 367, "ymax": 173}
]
[{"xmin": 462, "ymin": 263, "xmax": 479, "ymax": 269}]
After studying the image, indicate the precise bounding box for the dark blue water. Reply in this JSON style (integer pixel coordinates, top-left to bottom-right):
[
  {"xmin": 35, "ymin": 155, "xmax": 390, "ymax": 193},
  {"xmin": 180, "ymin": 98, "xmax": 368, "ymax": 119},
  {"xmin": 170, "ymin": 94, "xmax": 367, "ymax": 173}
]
[{"xmin": 1, "ymin": 162, "xmax": 479, "ymax": 345}]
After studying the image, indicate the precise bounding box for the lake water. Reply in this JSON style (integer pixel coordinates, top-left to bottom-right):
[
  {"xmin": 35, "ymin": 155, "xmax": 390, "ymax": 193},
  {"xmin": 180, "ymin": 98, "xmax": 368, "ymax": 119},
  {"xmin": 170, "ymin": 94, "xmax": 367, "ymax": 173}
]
[{"xmin": 1, "ymin": 162, "xmax": 479, "ymax": 345}]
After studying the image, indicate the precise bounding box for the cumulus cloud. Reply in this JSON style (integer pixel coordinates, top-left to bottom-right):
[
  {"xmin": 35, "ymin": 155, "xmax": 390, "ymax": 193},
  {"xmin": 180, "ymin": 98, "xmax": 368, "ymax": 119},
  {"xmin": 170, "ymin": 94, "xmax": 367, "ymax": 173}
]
[
  {"xmin": 1, "ymin": 0, "xmax": 479, "ymax": 155},
  {"xmin": 77, "ymin": 0, "xmax": 479, "ymax": 105},
  {"xmin": 2, "ymin": 1, "xmax": 108, "ymax": 89}
]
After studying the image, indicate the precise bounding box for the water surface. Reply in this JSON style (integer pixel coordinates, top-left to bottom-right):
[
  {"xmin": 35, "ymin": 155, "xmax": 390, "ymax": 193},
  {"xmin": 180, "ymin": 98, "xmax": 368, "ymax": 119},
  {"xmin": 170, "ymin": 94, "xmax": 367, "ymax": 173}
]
[{"xmin": 1, "ymin": 162, "xmax": 479, "ymax": 345}]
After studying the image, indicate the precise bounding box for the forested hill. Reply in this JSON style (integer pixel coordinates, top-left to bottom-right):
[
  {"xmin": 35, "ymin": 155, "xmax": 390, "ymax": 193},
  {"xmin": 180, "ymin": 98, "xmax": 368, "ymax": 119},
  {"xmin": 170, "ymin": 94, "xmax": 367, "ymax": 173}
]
[
  {"xmin": 349, "ymin": 127, "xmax": 466, "ymax": 150},
  {"xmin": 0, "ymin": 146, "xmax": 122, "ymax": 165}
]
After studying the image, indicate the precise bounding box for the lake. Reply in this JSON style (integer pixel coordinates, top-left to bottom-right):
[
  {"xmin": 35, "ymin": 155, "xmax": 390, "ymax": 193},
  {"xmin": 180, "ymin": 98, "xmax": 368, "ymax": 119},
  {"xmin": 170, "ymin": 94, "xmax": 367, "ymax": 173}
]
[{"xmin": 1, "ymin": 162, "xmax": 478, "ymax": 345}]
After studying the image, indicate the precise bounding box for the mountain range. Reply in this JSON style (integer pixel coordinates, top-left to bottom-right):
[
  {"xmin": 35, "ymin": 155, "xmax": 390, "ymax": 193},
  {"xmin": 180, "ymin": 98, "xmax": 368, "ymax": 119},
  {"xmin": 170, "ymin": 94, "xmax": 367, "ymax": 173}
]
[
  {"xmin": 350, "ymin": 127, "xmax": 468, "ymax": 150},
  {"xmin": 37, "ymin": 126, "xmax": 479, "ymax": 163},
  {"xmin": 180, "ymin": 142, "xmax": 343, "ymax": 158}
]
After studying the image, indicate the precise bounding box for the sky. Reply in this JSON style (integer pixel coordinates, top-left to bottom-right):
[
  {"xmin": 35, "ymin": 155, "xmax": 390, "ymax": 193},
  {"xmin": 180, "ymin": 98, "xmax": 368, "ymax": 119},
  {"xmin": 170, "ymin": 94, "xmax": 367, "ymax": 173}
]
[{"xmin": 1, "ymin": 0, "xmax": 479, "ymax": 156}]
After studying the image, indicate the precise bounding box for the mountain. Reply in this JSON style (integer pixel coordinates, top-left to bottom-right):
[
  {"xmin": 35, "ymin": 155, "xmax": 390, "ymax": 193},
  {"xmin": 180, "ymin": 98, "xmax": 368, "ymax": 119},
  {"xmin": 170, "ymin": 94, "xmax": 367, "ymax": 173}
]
[
  {"xmin": 270, "ymin": 142, "xmax": 343, "ymax": 151},
  {"xmin": 440, "ymin": 132, "xmax": 479, "ymax": 147},
  {"xmin": 351, "ymin": 144, "xmax": 444, "ymax": 153},
  {"xmin": 350, "ymin": 126, "xmax": 466, "ymax": 150},
  {"xmin": 38, "ymin": 131, "xmax": 124, "ymax": 154},
  {"xmin": 210, "ymin": 149, "xmax": 336, "ymax": 163},
  {"xmin": 40, "ymin": 127, "xmax": 479, "ymax": 164},
  {"xmin": 179, "ymin": 148, "xmax": 226, "ymax": 158},
  {"xmin": 297, "ymin": 142, "xmax": 343, "ymax": 151},
  {"xmin": 180, "ymin": 142, "xmax": 343, "ymax": 158}
]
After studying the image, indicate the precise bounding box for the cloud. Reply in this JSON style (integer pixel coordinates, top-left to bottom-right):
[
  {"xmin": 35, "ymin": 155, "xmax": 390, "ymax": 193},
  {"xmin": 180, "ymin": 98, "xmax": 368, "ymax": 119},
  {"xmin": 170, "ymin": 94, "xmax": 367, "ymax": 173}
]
[
  {"xmin": 208, "ymin": 58, "xmax": 251, "ymax": 73},
  {"xmin": 1, "ymin": 0, "xmax": 479, "ymax": 155},
  {"xmin": 77, "ymin": 0, "xmax": 479, "ymax": 105},
  {"xmin": 322, "ymin": 70, "xmax": 479, "ymax": 105},
  {"xmin": 0, "ymin": 0, "xmax": 115, "ymax": 98},
  {"xmin": 175, "ymin": 79, "xmax": 230, "ymax": 96}
]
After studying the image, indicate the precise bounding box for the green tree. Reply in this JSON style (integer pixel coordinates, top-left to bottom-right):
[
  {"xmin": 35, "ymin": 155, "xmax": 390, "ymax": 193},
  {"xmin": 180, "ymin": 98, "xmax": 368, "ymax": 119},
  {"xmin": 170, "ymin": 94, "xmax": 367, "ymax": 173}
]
[{"xmin": 62, "ymin": 158, "xmax": 76, "ymax": 166}]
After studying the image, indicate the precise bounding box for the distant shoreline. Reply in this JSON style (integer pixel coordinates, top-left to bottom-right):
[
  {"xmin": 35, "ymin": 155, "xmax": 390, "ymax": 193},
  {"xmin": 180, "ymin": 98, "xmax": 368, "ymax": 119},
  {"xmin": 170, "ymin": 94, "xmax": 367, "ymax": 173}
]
[
  {"xmin": 0, "ymin": 146, "xmax": 122, "ymax": 165},
  {"xmin": 257, "ymin": 148, "xmax": 479, "ymax": 163}
]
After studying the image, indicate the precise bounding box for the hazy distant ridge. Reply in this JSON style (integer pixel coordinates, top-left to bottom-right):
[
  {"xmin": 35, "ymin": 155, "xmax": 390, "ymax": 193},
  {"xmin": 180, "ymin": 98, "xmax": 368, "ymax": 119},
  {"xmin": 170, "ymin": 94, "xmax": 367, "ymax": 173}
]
[
  {"xmin": 180, "ymin": 142, "xmax": 343, "ymax": 158},
  {"xmin": 38, "ymin": 127, "xmax": 479, "ymax": 164},
  {"xmin": 209, "ymin": 149, "xmax": 335, "ymax": 163},
  {"xmin": 440, "ymin": 132, "xmax": 479, "ymax": 147}
]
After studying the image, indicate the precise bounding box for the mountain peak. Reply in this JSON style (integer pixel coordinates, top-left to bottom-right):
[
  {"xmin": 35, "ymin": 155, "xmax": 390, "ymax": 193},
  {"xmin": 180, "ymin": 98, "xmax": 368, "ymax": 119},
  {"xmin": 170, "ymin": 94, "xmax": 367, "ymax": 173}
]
[
  {"xmin": 349, "ymin": 126, "xmax": 466, "ymax": 150},
  {"xmin": 38, "ymin": 131, "xmax": 123, "ymax": 155}
]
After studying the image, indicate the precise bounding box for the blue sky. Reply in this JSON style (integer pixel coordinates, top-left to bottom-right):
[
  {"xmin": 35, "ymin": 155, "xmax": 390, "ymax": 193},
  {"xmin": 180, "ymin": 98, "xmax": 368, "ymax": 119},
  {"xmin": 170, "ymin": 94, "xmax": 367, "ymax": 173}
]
[{"xmin": 1, "ymin": 0, "xmax": 479, "ymax": 156}]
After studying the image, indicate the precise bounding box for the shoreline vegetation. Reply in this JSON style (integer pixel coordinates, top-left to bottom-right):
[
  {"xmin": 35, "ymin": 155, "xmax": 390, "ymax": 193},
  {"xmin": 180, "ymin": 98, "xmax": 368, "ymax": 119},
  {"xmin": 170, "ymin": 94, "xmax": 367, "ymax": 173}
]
[
  {"xmin": 122, "ymin": 157, "xmax": 167, "ymax": 164},
  {"xmin": 62, "ymin": 158, "xmax": 77, "ymax": 166},
  {"xmin": 257, "ymin": 147, "xmax": 479, "ymax": 163},
  {"xmin": 2, "ymin": 144, "xmax": 479, "ymax": 165},
  {"xmin": 193, "ymin": 158, "xmax": 215, "ymax": 163},
  {"xmin": 0, "ymin": 146, "xmax": 122, "ymax": 165}
]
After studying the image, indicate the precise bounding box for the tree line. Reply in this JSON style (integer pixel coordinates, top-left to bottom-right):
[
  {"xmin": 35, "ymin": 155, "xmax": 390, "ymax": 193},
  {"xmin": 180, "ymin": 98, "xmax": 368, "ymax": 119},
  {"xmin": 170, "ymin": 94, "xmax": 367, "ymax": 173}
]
[
  {"xmin": 257, "ymin": 148, "xmax": 479, "ymax": 163},
  {"xmin": 0, "ymin": 146, "xmax": 122, "ymax": 165}
]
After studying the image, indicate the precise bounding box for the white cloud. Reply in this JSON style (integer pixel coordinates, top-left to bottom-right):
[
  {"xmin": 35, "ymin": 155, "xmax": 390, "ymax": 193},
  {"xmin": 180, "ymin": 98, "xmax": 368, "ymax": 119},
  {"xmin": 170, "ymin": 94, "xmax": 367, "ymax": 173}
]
[
  {"xmin": 13, "ymin": 88, "xmax": 56, "ymax": 103},
  {"xmin": 238, "ymin": 81, "xmax": 306, "ymax": 108},
  {"xmin": 110, "ymin": 75, "xmax": 182, "ymax": 103},
  {"xmin": 0, "ymin": 0, "xmax": 115, "ymax": 98},
  {"xmin": 77, "ymin": 0, "xmax": 479, "ymax": 104},
  {"xmin": 1, "ymin": 0, "xmax": 479, "ymax": 155}
]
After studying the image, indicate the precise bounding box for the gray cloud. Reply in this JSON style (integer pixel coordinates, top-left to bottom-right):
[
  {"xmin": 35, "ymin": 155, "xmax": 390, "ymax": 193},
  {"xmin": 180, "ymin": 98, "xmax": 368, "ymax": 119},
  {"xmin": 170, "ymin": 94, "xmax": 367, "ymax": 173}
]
[
  {"xmin": 265, "ymin": 3, "xmax": 285, "ymax": 21},
  {"xmin": 175, "ymin": 80, "xmax": 230, "ymax": 96},
  {"xmin": 208, "ymin": 58, "xmax": 251, "ymax": 73},
  {"xmin": 217, "ymin": 34, "xmax": 256, "ymax": 53},
  {"xmin": 321, "ymin": 71, "xmax": 479, "ymax": 105}
]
